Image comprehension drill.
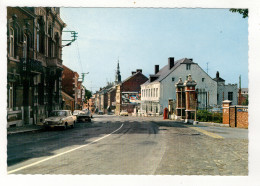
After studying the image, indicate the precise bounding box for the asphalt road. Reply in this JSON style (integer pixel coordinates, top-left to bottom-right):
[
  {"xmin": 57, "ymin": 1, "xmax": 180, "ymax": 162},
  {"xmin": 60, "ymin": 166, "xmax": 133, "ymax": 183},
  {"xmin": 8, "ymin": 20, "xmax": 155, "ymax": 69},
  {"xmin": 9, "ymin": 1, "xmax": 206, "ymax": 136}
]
[{"xmin": 7, "ymin": 115, "xmax": 248, "ymax": 175}]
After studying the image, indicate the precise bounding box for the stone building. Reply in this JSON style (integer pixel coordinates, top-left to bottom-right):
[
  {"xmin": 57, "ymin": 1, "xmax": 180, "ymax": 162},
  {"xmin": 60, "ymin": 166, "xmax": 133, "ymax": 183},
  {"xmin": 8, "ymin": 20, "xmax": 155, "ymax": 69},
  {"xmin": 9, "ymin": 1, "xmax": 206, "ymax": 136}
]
[{"xmin": 7, "ymin": 7, "xmax": 65, "ymax": 127}]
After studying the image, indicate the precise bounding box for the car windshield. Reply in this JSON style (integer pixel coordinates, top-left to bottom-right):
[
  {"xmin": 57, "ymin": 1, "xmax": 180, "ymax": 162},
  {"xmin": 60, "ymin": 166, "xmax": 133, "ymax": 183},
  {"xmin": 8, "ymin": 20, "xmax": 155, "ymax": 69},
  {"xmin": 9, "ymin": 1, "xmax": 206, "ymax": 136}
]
[
  {"xmin": 50, "ymin": 111, "xmax": 67, "ymax": 117},
  {"xmin": 73, "ymin": 110, "xmax": 80, "ymax": 115}
]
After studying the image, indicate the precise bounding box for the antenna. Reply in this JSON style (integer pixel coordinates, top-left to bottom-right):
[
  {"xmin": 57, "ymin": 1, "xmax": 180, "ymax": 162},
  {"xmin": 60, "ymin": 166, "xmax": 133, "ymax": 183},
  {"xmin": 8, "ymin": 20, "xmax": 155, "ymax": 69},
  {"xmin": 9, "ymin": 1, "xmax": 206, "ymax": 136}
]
[{"xmin": 206, "ymin": 62, "xmax": 209, "ymax": 74}]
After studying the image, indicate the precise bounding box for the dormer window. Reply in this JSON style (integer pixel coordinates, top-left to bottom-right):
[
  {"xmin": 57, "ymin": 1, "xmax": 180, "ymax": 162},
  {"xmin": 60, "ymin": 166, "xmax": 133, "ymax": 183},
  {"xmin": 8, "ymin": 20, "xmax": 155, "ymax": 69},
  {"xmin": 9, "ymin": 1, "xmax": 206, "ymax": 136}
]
[
  {"xmin": 186, "ymin": 64, "xmax": 191, "ymax": 70},
  {"xmin": 202, "ymin": 78, "xmax": 205, "ymax": 82},
  {"xmin": 172, "ymin": 77, "xmax": 175, "ymax": 82}
]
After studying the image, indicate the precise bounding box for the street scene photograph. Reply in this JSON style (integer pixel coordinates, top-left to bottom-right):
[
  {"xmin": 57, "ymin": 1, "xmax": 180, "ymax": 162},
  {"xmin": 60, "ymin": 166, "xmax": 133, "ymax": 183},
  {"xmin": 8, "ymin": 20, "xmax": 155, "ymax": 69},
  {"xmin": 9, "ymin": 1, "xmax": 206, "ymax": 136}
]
[{"xmin": 5, "ymin": 5, "xmax": 251, "ymax": 180}]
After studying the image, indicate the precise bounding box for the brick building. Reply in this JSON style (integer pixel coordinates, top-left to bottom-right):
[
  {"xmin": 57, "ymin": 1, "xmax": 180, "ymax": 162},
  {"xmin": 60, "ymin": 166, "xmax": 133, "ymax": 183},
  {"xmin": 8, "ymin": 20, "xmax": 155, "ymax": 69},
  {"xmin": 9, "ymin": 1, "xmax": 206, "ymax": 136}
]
[
  {"xmin": 7, "ymin": 7, "xmax": 65, "ymax": 127},
  {"xmin": 115, "ymin": 69, "xmax": 148, "ymax": 115},
  {"xmin": 61, "ymin": 65, "xmax": 85, "ymax": 111}
]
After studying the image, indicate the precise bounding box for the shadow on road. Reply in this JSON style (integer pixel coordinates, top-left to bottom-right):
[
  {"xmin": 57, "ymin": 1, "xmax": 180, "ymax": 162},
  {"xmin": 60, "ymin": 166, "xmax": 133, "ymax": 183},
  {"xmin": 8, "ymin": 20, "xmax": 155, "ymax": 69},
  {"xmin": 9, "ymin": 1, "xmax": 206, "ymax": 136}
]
[{"xmin": 8, "ymin": 120, "xmax": 179, "ymax": 167}]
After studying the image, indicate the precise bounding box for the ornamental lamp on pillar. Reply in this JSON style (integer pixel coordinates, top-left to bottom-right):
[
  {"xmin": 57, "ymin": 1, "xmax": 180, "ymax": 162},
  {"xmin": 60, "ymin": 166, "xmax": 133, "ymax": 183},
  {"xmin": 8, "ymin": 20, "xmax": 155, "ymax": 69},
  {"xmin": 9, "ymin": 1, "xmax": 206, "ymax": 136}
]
[
  {"xmin": 184, "ymin": 74, "xmax": 197, "ymax": 123},
  {"xmin": 175, "ymin": 77, "xmax": 185, "ymax": 120}
]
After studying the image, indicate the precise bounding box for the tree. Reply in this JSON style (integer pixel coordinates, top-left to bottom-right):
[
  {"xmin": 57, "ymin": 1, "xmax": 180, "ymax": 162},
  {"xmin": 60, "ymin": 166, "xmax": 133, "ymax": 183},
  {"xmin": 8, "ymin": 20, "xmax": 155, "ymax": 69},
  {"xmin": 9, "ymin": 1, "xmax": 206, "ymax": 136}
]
[
  {"xmin": 229, "ymin": 9, "xmax": 248, "ymax": 18},
  {"xmin": 85, "ymin": 88, "xmax": 92, "ymax": 100}
]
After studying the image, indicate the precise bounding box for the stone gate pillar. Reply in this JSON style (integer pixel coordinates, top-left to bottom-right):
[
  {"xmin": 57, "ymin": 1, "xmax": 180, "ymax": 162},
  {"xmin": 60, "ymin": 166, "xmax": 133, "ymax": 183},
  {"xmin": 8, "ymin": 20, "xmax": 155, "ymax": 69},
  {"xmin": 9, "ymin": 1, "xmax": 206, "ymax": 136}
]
[
  {"xmin": 175, "ymin": 78, "xmax": 185, "ymax": 120},
  {"xmin": 184, "ymin": 74, "xmax": 197, "ymax": 123}
]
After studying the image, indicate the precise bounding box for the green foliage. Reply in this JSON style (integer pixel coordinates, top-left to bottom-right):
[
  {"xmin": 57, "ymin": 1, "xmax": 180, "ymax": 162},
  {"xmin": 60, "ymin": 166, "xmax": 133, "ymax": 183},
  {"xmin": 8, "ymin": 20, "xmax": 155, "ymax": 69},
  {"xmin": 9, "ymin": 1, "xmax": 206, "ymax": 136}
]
[
  {"xmin": 85, "ymin": 88, "xmax": 92, "ymax": 100},
  {"xmin": 229, "ymin": 9, "xmax": 248, "ymax": 18},
  {"xmin": 197, "ymin": 110, "xmax": 223, "ymax": 123}
]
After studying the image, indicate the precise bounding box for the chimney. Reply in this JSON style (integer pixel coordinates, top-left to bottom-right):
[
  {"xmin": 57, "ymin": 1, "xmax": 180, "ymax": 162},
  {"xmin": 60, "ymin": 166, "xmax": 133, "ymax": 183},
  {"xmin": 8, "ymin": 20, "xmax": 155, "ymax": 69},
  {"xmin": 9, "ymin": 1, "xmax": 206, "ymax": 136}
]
[
  {"xmin": 216, "ymin": 71, "xmax": 219, "ymax": 78},
  {"xmin": 155, "ymin": 65, "xmax": 159, "ymax": 74},
  {"xmin": 189, "ymin": 58, "xmax": 193, "ymax": 62},
  {"xmin": 132, "ymin": 71, "xmax": 136, "ymax": 75},
  {"xmin": 168, "ymin": 57, "xmax": 174, "ymax": 70},
  {"xmin": 136, "ymin": 69, "xmax": 142, "ymax": 73}
]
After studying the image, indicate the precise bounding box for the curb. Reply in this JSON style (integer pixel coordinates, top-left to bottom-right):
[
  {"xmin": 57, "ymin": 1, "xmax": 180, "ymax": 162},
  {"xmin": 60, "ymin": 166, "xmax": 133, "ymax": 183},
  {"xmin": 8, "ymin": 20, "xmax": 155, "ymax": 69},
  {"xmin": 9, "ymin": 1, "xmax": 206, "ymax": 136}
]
[
  {"xmin": 7, "ymin": 127, "xmax": 44, "ymax": 135},
  {"xmin": 195, "ymin": 122, "xmax": 229, "ymax": 127}
]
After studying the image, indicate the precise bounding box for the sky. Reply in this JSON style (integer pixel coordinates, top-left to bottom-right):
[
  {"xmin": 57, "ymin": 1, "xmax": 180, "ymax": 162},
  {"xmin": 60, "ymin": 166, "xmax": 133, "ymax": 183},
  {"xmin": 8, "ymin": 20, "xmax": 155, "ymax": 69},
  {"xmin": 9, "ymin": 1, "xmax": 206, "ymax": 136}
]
[{"xmin": 60, "ymin": 8, "xmax": 248, "ymax": 93}]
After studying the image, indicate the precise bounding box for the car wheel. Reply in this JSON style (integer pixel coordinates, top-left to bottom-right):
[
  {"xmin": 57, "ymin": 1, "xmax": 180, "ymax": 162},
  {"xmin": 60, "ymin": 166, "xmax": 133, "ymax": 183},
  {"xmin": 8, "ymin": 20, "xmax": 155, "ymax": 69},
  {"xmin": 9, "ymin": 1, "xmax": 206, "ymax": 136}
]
[
  {"xmin": 71, "ymin": 121, "xmax": 75, "ymax": 128},
  {"xmin": 88, "ymin": 118, "xmax": 91, "ymax": 122},
  {"xmin": 64, "ymin": 123, "xmax": 68, "ymax": 130}
]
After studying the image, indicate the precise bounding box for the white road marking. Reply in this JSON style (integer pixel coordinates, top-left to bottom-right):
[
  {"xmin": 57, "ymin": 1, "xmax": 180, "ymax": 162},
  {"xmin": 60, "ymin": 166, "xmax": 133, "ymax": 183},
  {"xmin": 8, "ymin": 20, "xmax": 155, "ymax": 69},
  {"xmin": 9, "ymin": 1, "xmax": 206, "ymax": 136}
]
[{"xmin": 8, "ymin": 124, "xmax": 124, "ymax": 174}]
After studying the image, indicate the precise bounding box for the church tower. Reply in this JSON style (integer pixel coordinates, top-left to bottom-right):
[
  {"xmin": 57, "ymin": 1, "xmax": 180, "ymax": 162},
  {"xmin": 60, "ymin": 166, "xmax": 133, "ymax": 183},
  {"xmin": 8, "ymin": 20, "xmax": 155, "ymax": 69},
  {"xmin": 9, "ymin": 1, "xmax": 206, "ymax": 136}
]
[{"xmin": 115, "ymin": 59, "xmax": 122, "ymax": 85}]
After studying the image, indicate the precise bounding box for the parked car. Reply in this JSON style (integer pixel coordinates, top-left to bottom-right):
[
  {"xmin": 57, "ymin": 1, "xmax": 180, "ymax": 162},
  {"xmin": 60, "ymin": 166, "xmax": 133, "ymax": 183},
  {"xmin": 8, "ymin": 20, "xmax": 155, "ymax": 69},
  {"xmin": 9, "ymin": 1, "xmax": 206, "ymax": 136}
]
[
  {"xmin": 43, "ymin": 110, "xmax": 75, "ymax": 129},
  {"xmin": 98, "ymin": 111, "xmax": 104, "ymax": 115},
  {"xmin": 120, "ymin": 110, "xmax": 128, "ymax": 116},
  {"xmin": 73, "ymin": 110, "xmax": 84, "ymax": 120},
  {"xmin": 77, "ymin": 109, "xmax": 92, "ymax": 122}
]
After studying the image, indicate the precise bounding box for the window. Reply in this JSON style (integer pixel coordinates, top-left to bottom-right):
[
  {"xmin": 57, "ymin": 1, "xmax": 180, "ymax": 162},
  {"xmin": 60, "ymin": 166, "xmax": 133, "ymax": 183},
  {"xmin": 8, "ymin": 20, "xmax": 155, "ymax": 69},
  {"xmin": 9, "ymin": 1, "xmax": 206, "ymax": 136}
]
[
  {"xmin": 186, "ymin": 64, "xmax": 191, "ymax": 70},
  {"xmin": 228, "ymin": 92, "xmax": 233, "ymax": 101},
  {"xmin": 37, "ymin": 23, "xmax": 40, "ymax": 52},
  {"xmin": 8, "ymin": 83, "xmax": 14, "ymax": 109},
  {"xmin": 37, "ymin": 20, "xmax": 45, "ymax": 54},
  {"xmin": 9, "ymin": 27, "xmax": 14, "ymax": 57},
  {"xmin": 23, "ymin": 34, "xmax": 27, "ymax": 60},
  {"xmin": 172, "ymin": 77, "xmax": 175, "ymax": 81},
  {"xmin": 156, "ymin": 88, "xmax": 158, "ymax": 97},
  {"xmin": 154, "ymin": 88, "xmax": 155, "ymax": 97},
  {"xmin": 55, "ymin": 34, "xmax": 60, "ymax": 58},
  {"xmin": 202, "ymin": 78, "xmax": 205, "ymax": 82}
]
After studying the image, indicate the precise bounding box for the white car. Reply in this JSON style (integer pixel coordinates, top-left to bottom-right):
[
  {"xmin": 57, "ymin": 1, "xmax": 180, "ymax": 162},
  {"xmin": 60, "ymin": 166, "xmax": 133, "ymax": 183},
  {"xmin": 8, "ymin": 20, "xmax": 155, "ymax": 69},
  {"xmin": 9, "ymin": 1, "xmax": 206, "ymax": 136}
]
[{"xmin": 43, "ymin": 110, "xmax": 75, "ymax": 129}]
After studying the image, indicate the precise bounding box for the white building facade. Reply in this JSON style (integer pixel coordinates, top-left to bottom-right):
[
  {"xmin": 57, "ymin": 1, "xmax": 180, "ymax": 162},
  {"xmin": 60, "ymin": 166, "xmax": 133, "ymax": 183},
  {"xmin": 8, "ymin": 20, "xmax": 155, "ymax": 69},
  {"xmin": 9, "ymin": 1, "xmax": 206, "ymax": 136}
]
[{"xmin": 140, "ymin": 58, "xmax": 237, "ymax": 116}]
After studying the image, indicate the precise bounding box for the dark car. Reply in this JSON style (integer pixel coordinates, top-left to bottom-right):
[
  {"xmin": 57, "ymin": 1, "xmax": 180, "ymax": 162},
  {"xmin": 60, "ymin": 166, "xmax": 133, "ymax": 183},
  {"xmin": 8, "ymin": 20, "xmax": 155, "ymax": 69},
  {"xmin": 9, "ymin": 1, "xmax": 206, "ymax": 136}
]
[{"xmin": 77, "ymin": 109, "xmax": 92, "ymax": 122}]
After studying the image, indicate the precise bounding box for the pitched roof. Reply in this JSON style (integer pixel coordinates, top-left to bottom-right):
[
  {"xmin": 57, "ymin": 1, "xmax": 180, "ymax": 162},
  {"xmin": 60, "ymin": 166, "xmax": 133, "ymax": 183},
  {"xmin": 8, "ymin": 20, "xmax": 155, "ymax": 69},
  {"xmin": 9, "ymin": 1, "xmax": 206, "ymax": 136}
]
[
  {"xmin": 213, "ymin": 77, "xmax": 225, "ymax": 82},
  {"xmin": 142, "ymin": 58, "xmax": 195, "ymax": 85}
]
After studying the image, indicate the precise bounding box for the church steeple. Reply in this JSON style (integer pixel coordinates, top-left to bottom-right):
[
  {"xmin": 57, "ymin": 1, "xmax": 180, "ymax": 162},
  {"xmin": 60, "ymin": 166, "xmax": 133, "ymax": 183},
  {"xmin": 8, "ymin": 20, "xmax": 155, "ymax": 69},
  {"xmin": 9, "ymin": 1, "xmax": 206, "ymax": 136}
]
[{"xmin": 115, "ymin": 59, "xmax": 121, "ymax": 84}]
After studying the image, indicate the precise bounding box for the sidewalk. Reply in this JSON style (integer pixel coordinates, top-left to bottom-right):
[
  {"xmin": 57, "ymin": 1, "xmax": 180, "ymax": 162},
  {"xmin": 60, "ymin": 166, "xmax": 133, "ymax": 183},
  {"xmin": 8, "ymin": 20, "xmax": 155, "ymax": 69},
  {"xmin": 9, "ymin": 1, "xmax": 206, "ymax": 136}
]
[{"xmin": 7, "ymin": 124, "xmax": 44, "ymax": 135}]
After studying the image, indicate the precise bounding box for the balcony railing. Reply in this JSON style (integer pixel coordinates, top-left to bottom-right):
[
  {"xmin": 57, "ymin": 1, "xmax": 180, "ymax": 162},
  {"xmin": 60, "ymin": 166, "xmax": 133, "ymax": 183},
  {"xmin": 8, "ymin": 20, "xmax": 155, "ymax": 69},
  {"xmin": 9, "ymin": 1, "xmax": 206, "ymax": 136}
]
[
  {"xmin": 47, "ymin": 57, "xmax": 63, "ymax": 69},
  {"xmin": 20, "ymin": 58, "xmax": 43, "ymax": 74}
]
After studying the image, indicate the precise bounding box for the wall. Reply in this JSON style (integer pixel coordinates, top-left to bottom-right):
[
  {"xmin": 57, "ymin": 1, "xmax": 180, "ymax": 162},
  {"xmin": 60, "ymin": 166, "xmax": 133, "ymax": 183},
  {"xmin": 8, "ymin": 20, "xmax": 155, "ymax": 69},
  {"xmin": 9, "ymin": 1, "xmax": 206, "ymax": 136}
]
[
  {"xmin": 218, "ymin": 83, "xmax": 238, "ymax": 105},
  {"xmin": 222, "ymin": 104, "xmax": 248, "ymax": 128},
  {"xmin": 160, "ymin": 63, "xmax": 218, "ymax": 110},
  {"xmin": 122, "ymin": 72, "xmax": 148, "ymax": 92}
]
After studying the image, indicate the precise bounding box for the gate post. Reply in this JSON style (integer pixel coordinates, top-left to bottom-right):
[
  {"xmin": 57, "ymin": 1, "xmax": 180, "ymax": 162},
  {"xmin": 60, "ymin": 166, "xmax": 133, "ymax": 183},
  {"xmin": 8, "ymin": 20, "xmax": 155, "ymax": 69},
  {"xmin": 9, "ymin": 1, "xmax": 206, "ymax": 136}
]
[{"xmin": 222, "ymin": 100, "xmax": 232, "ymax": 126}]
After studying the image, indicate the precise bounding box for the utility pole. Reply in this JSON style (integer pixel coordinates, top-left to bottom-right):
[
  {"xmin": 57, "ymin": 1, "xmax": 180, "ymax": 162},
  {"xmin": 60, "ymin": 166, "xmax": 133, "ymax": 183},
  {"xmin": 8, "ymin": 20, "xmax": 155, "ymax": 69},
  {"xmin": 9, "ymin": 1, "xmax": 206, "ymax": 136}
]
[
  {"xmin": 62, "ymin": 31, "xmax": 78, "ymax": 47},
  {"xmin": 81, "ymin": 72, "xmax": 89, "ymax": 83}
]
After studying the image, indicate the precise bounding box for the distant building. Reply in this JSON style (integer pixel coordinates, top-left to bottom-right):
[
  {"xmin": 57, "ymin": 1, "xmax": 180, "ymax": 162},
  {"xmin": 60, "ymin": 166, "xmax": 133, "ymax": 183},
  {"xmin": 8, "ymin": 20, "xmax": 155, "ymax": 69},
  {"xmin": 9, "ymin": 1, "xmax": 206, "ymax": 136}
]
[
  {"xmin": 115, "ymin": 69, "xmax": 148, "ymax": 115},
  {"xmin": 213, "ymin": 71, "xmax": 238, "ymax": 106},
  {"xmin": 86, "ymin": 96, "xmax": 95, "ymax": 113},
  {"xmin": 62, "ymin": 91, "xmax": 74, "ymax": 110},
  {"xmin": 93, "ymin": 83, "xmax": 114, "ymax": 113},
  {"xmin": 115, "ymin": 60, "xmax": 122, "ymax": 85},
  {"xmin": 140, "ymin": 57, "xmax": 237, "ymax": 116},
  {"xmin": 237, "ymin": 75, "xmax": 248, "ymax": 105},
  {"xmin": 62, "ymin": 65, "xmax": 85, "ymax": 111}
]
